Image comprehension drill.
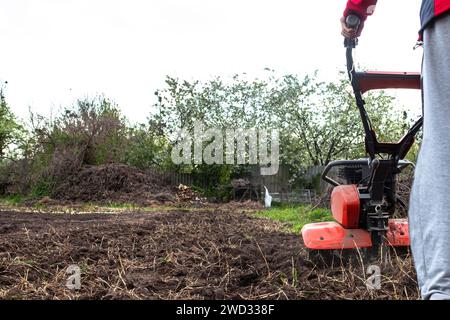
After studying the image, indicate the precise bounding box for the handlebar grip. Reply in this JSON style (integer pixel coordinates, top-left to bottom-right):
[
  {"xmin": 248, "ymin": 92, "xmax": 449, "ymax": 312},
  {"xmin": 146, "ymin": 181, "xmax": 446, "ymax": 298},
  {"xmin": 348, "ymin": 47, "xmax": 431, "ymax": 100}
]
[
  {"xmin": 346, "ymin": 15, "xmax": 361, "ymax": 29},
  {"xmin": 344, "ymin": 14, "xmax": 361, "ymax": 48}
]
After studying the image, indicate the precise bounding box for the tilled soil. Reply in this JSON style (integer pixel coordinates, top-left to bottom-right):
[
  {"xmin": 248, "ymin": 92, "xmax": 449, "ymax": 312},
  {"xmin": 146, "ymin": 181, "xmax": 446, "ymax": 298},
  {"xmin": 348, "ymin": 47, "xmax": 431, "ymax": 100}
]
[{"xmin": 0, "ymin": 209, "xmax": 419, "ymax": 300}]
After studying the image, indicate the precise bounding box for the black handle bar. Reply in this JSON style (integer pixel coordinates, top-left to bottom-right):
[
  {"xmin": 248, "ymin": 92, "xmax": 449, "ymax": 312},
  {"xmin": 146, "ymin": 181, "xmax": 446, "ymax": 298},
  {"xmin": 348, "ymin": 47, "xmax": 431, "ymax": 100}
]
[
  {"xmin": 322, "ymin": 159, "xmax": 415, "ymax": 187},
  {"xmin": 326, "ymin": 14, "xmax": 424, "ymax": 191},
  {"xmin": 343, "ymin": 13, "xmax": 378, "ymax": 159},
  {"xmin": 344, "ymin": 14, "xmax": 361, "ymax": 48},
  {"xmin": 346, "ymin": 15, "xmax": 361, "ymax": 29}
]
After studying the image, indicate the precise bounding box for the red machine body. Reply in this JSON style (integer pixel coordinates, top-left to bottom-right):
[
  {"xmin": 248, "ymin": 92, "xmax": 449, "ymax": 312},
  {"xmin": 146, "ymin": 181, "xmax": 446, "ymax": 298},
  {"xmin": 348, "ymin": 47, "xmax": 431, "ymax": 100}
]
[
  {"xmin": 302, "ymin": 184, "xmax": 411, "ymax": 250},
  {"xmin": 386, "ymin": 219, "xmax": 410, "ymax": 247},
  {"xmin": 301, "ymin": 15, "xmax": 422, "ymax": 253},
  {"xmin": 331, "ymin": 185, "xmax": 360, "ymax": 229},
  {"xmin": 356, "ymin": 72, "xmax": 421, "ymax": 94},
  {"xmin": 302, "ymin": 222, "xmax": 372, "ymax": 250}
]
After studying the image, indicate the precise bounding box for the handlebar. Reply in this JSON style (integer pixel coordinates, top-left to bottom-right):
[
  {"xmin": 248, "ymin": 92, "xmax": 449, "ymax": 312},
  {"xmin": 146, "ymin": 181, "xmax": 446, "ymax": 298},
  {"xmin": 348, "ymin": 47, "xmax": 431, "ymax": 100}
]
[
  {"xmin": 344, "ymin": 14, "xmax": 361, "ymax": 48},
  {"xmin": 346, "ymin": 14, "xmax": 361, "ymax": 29},
  {"xmin": 344, "ymin": 14, "xmax": 376, "ymax": 158},
  {"xmin": 322, "ymin": 159, "xmax": 415, "ymax": 187},
  {"xmin": 332, "ymin": 13, "xmax": 424, "ymax": 189}
]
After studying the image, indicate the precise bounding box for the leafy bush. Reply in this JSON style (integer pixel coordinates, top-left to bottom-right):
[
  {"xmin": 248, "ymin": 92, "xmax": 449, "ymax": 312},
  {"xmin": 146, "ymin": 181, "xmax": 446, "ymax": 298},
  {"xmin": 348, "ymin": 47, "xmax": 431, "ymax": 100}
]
[
  {"xmin": 123, "ymin": 121, "xmax": 172, "ymax": 170},
  {"xmin": 0, "ymin": 86, "xmax": 24, "ymax": 161}
]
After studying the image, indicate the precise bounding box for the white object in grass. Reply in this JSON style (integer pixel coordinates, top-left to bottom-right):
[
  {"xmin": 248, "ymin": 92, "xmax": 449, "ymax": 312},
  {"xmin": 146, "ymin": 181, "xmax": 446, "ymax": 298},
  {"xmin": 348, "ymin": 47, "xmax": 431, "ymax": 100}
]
[{"xmin": 264, "ymin": 186, "xmax": 272, "ymax": 208}]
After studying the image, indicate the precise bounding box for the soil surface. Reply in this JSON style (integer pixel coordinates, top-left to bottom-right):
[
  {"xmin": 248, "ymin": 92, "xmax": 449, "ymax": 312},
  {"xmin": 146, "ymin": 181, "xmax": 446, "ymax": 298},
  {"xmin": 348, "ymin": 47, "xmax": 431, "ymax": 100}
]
[{"xmin": 0, "ymin": 208, "xmax": 419, "ymax": 300}]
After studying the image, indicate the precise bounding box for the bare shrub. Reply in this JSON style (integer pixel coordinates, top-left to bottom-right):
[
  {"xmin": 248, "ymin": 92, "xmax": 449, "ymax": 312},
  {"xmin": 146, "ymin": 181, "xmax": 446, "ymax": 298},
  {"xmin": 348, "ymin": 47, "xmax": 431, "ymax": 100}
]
[{"xmin": 1, "ymin": 97, "xmax": 130, "ymax": 196}]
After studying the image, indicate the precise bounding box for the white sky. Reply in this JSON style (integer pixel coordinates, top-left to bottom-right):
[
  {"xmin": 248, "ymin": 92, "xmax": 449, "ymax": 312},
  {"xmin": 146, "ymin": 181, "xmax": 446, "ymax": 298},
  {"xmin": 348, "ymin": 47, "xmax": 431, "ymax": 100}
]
[{"xmin": 0, "ymin": 0, "xmax": 423, "ymax": 123}]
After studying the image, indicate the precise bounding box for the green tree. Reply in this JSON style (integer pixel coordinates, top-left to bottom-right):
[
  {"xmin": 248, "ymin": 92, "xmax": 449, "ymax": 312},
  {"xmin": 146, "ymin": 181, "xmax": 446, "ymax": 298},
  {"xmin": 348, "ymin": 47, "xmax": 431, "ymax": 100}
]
[
  {"xmin": 124, "ymin": 120, "xmax": 172, "ymax": 170},
  {"xmin": 0, "ymin": 85, "xmax": 23, "ymax": 161},
  {"xmin": 152, "ymin": 72, "xmax": 417, "ymax": 172},
  {"xmin": 274, "ymin": 73, "xmax": 417, "ymax": 167}
]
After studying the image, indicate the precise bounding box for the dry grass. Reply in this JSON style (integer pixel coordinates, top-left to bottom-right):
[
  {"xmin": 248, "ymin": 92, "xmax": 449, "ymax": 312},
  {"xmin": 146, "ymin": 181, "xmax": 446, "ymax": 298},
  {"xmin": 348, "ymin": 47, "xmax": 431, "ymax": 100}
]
[{"xmin": 0, "ymin": 206, "xmax": 419, "ymax": 300}]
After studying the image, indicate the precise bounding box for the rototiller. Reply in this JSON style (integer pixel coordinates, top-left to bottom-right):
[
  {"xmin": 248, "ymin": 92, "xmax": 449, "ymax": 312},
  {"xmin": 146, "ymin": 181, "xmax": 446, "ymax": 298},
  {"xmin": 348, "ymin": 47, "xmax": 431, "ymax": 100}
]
[{"xmin": 301, "ymin": 15, "xmax": 423, "ymax": 254}]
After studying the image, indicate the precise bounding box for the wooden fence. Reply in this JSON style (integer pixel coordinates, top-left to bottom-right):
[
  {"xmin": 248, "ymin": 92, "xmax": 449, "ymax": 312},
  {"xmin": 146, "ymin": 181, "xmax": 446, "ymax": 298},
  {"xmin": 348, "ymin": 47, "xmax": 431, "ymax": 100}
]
[
  {"xmin": 159, "ymin": 171, "xmax": 194, "ymax": 187},
  {"xmin": 154, "ymin": 165, "xmax": 328, "ymax": 205},
  {"xmin": 267, "ymin": 189, "xmax": 315, "ymax": 205}
]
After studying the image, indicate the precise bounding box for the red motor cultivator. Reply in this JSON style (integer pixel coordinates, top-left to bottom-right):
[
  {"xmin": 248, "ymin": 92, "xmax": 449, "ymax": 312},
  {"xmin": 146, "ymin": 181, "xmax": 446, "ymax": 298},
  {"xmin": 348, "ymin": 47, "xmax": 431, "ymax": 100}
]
[{"xmin": 301, "ymin": 15, "xmax": 423, "ymax": 255}]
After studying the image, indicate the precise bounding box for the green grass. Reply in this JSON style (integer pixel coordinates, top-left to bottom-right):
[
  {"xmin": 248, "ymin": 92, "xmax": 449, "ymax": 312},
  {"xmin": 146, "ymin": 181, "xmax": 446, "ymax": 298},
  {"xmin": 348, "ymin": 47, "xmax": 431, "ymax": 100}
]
[
  {"xmin": 86, "ymin": 202, "xmax": 184, "ymax": 213},
  {"xmin": 0, "ymin": 195, "xmax": 25, "ymax": 205},
  {"xmin": 255, "ymin": 205, "xmax": 332, "ymax": 233},
  {"xmin": 0, "ymin": 196, "xmax": 207, "ymax": 214}
]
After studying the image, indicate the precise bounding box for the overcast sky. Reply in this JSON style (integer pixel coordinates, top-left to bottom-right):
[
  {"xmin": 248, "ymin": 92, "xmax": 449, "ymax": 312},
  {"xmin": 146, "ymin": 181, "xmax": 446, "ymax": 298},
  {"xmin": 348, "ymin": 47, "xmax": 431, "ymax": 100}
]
[{"xmin": 0, "ymin": 0, "xmax": 423, "ymax": 123}]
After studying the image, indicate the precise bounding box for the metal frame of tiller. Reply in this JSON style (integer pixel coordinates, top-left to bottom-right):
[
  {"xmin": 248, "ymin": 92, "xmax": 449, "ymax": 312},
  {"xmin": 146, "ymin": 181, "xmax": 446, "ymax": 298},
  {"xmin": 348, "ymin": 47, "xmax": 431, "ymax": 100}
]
[{"xmin": 301, "ymin": 15, "xmax": 423, "ymax": 253}]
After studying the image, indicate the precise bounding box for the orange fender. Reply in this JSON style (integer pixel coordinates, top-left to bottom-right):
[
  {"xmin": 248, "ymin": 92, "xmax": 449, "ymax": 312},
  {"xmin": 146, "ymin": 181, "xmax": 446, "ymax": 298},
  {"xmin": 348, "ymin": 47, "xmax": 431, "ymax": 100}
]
[{"xmin": 301, "ymin": 222, "xmax": 372, "ymax": 250}]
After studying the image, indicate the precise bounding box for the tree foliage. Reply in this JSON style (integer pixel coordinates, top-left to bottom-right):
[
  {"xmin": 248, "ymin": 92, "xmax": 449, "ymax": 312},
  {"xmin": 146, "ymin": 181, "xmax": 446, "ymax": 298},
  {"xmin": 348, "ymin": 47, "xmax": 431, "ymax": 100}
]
[
  {"xmin": 0, "ymin": 86, "xmax": 23, "ymax": 160},
  {"xmin": 152, "ymin": 71, "xmax": 417, "ymax": 171}
]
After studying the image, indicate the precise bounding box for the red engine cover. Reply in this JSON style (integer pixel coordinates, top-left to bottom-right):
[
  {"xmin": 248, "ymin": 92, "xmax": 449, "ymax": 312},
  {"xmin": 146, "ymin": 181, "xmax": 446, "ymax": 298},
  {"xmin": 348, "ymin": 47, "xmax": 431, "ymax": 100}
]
[{"xmin": 331, "ymin": 185, "xmax": 360, "ymax": 229}]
